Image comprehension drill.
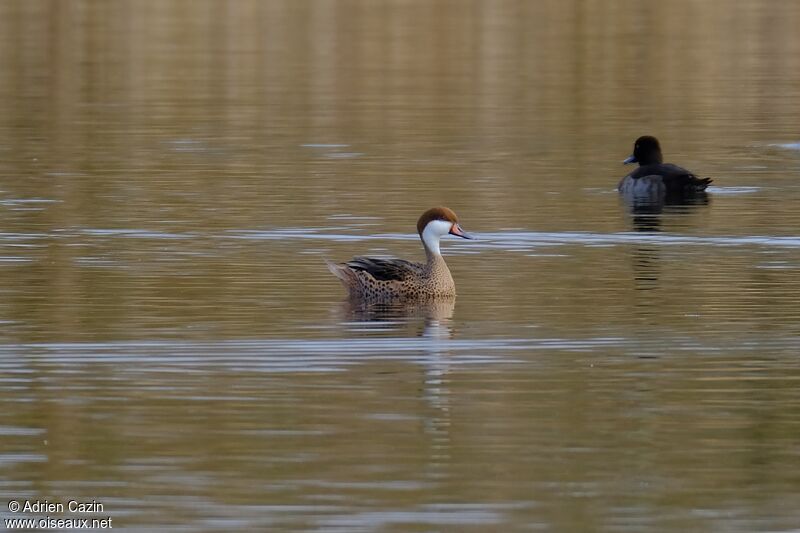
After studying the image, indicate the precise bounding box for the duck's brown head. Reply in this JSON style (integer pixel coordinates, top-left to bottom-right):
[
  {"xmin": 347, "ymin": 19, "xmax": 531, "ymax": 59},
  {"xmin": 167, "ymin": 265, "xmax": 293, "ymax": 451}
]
[
  {"xmin": 416, "ymin": 207, "xmax": 456, "ymax": 235},
  {"xmin": 416, "ymin": 207, "xmax": 474, "ymax": 255}
]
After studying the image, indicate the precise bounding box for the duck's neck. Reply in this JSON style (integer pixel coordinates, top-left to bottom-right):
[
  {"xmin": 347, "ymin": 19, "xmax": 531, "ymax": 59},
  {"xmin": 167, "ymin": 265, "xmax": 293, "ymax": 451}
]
[
  {"xmin": 423, "ymin": 240, "xmax": 455, "ymax": 294},
  {"xmin": 420, "ymin": 231, "xmax": 456, "ymax": 294},
  {"xmin": 424, "ymin": 246, "xmax": 446, "ymax": 265},
  {"xmin": 421, "ymin": 225, "xmax": 442, "ymax": 257},
  {"xmin": 421, "ymin": 225, "xmax": 454, "ymax": 276},
  {"xmin": 422, "ymin": 238, "xmax": 449, "ymax": 272}
]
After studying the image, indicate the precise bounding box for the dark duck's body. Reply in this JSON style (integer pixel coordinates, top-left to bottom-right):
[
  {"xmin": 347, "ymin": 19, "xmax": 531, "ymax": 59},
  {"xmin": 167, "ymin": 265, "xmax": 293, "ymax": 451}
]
[{"xmin": 618, "ymin": 136, "xmax": 712, "ymax": 199}]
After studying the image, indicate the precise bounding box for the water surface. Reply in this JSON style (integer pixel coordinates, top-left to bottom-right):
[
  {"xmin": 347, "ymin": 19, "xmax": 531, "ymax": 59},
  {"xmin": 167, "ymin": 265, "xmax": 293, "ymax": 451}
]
[{"xmin": 2, "ymin": 1, "xmax": 800, "ymax": 531}]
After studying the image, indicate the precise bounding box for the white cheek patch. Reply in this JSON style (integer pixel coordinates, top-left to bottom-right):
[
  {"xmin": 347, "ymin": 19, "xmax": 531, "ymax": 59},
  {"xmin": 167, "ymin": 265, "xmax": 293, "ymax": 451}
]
[{"xmin": 422, "ymin": 219, "xmax": 453, "ymax": 255}]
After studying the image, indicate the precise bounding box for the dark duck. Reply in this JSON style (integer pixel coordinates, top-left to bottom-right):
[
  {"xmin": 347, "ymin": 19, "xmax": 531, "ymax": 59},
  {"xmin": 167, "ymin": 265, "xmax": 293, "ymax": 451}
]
[{"xmin": 618, "ymin": 136, "xmax": 712, "ymax": 200}]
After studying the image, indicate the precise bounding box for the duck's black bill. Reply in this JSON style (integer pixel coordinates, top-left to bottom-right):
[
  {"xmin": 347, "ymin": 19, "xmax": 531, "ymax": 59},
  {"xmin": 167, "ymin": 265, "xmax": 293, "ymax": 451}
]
[
  {"xmin": 450, "ymin": 224, "xmax": 476, "ymax": 240},
  {"xmin": 623, "ymin": 155, "xmax": 637, "ymax": 164}
]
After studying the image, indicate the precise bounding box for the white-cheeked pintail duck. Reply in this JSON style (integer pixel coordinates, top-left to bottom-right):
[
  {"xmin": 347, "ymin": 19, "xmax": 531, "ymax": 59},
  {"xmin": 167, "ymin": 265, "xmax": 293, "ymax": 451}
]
[{"xmin": 326, "ymin": 207, "xmax": 475, "ymax": 300}]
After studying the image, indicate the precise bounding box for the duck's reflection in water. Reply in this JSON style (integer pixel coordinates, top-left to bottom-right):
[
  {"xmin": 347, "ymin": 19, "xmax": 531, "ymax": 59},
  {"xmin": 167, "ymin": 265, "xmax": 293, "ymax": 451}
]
[
  {"xmin": 629, "ymin": 204, "xmax": 663, "ymax": 294},
  {"xmin": 334, "ymin": 297, "xmax": 456, "ymax": 445},
  {"xmin": 622, "ymin": 193, "xmax": 711, "ymax": 321},
  {"xmin": 336, "ymin": 296, "xmax": 455, "ymax": 339}
]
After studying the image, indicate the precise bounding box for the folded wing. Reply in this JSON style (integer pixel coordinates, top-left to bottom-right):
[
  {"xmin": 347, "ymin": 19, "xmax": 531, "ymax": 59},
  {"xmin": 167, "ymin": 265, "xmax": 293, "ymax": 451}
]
[{"xmin": 345, "ymin": 257, "xmax": 422, "ymax": 282}]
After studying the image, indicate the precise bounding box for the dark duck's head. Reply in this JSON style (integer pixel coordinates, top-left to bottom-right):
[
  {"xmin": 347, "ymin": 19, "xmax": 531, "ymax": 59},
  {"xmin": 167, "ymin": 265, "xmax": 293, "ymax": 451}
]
[{"xmin": 624, "ymin": 136, "xmax": 664, "ymax": 166}]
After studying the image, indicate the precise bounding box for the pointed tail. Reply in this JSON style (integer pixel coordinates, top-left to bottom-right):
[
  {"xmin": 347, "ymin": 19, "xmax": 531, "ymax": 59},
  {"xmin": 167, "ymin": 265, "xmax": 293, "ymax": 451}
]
[
  {"xmin": 325, "ymin": 259, "xmax": 354, "ymax": 287},
  {"xmin": 693, "ymin": 177, "xmax": 713, "ymax": 191}
]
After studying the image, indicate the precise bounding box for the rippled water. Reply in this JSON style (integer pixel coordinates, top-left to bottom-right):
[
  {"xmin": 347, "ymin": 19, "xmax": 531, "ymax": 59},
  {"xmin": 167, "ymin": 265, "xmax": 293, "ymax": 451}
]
[{"xmin": 2, "ymin": 1, "xmax": 800, "ymax": 531}]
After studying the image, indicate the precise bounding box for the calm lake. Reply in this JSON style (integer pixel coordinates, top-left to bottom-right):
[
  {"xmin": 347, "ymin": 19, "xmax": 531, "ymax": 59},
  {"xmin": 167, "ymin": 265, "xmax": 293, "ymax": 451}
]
[{"xmin": 2, "ymin": 1, "xmax": 800, "ymax": 531}]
